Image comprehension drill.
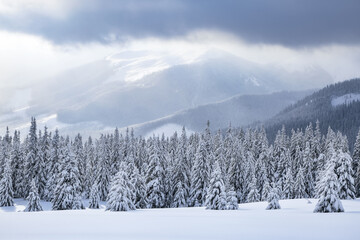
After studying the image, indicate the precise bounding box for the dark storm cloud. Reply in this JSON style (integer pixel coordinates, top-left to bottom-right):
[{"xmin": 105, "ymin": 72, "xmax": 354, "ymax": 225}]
[{"xmin": 1, "ymin": 0, "xmax": 359, "ymax": 47}]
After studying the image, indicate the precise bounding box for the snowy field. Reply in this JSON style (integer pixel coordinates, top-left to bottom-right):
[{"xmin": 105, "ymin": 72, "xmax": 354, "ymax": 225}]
[{"xmin": 1, "ymin": 198, "xmax": 359, "ymax": 240}]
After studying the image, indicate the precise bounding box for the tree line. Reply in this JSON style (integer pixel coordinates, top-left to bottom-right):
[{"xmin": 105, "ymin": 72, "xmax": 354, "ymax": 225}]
[{"xmin": 0, "ymin": 118, "xmax": 359, "ymax": 212}]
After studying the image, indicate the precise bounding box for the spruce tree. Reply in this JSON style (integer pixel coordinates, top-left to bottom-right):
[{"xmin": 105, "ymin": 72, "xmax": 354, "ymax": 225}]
[
  {"xmin": 11, "ymin": 130, "xmax": 24, "ymax": 198},
  {"xmin": 336, "ymin": 150, "xmax": 356, "ymax": 199},
  {"xmin": 24, "ymin": 179, "xmax": 43, "ymax": 212},
  {"xmin": 52, "ymin": 138, "xmax": 83, "ymax": 210},
  {"xmin": 24, "ymin": 117, "xmax": 39, "ymax": 197},
  {"xmin": 145, "ymin": 139, "xmax": 165, "ymax": 208},
  {"xmin": 266, "ymin": 183, "xmax": 281, "ymax": 210},
  {"xmin": 261, "ymin": 180, "xmax": 271, "ymax": 201},
  {"xmin": 205, "ymin": 161, "xmax": 227, "ymax": 210},
  {"xmin": 247, "ymin": 171, "xmax": 260, "ymax": 203},
  {"xmin": 226, "ymin": 188, "xmax": 239, "ymax": 210},
  {"xmin": 314, "ymin": 159, "xmax": 344, "ymax": 213},
  {"xmin": 0, "ymin": 157, "xmax": 14, "ymax": 207},
  {"xmin": 294, "ymin": 166, "xmax": 306, "ymax": 199},
  {"xmin": 131, "ymin": 165, "xmax": 147, "ymax": 209},
  {"xmin": 190, "ymin": 137, "xmax": 210, "ymax": 207},
  {"xmin": 282, "ymin": 168, "xmax": 293, "ymax": 199},
  {"xmin": 88, "ymin": 182, "xmax": 100, "ymax": 209},
  {"xmin": 353, "ymin": 128, "xmax": 360, "ymax": 197},
  {"xmin": 106, "ymin": 162, "xmax": 136, "ymax": 211}
]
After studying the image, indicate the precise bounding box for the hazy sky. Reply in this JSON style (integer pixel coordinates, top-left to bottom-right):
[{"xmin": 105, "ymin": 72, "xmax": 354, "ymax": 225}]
[{"xmin": 0, "ymin": 0, "xmax": 360, "ymax": 93}]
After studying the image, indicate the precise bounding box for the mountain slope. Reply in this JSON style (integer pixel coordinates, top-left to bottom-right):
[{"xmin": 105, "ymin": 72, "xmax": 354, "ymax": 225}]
[
  {"xmin": 264, "ymin": 78, "xmax": 360, "ymax": 148},
  {"xmin": 55, "ymin": 52, "xmax": 331, "ymax": 128},
  {"xmin": 131, "ymin": 90, "xmax": 314, "ymax": 136}
]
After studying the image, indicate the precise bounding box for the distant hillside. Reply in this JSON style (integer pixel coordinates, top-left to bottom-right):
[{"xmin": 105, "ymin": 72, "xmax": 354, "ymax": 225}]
[
  {"xmin": 132, "ymin": 90, "xmax": 314, "ymax": 136},
  {"xmin": 264, "ymin": 78, "xmax": 360, "ymax": 149}
]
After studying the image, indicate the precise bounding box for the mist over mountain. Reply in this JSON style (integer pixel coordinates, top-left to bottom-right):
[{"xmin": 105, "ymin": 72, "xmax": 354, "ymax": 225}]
[
  {"xmin": 0, "ymin": 50, "xmax": 333, "ymax": 136},
  {"xmin": 132, "ymin": 90, "xmax": 314, "ymax": 137}
]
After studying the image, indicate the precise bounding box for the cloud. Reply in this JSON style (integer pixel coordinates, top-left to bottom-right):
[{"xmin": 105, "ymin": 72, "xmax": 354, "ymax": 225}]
[{"xmin": 0, "ymin": 0, "xmax": 359, "ymax": 47}]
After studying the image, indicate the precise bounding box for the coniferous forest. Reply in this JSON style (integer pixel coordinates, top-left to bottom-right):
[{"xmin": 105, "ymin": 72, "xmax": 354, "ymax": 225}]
[{"xmin": 0, "ymin": 118, "xmax": 359, "ymax": 212}]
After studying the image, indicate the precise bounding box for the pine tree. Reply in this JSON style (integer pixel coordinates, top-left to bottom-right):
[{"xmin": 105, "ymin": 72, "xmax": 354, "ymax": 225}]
[
  {"xmin": 314, "ymin": 158, "xmax": 344, "ymax": 213},
  {"xmin": 266, "ymin": 183, "xmax": 281, "ymax": 210},
  {"xmin": 106, "ymin": 162, "xmax": 136, "ymax": 211},
  {"xmin": 24, "ymin": 179, "xmax": 43, "ymax": 212},
  {"xmin": 88, "ymin": 182, "xmax": 100, "ymax": 209},
  {"xmin": 0, "ymin": 157, "xmax": 14, "ymax": 207},
  {"xmin": 52, "ymin": 138, "xmax": 84, "ymax": 210},
  {"xmin": 205, "ymin": 161, "xmax": 227, "ymax": 210},
  {"xmin": 294, "ymin": 166, "xmax": 306, "ymax": 199}
]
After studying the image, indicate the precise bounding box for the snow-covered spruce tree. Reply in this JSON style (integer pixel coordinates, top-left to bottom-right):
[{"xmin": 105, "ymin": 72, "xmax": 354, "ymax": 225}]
[
  {"xmin": 282, "ymin": 168, "xmax": 293, "ymax": 199},
  {"xmin": 88, "ymin": 182, "xmax": 100, "ymax": 209},
  {"xmin": 52, "ymin": 137, "xmax": 84, "ymax": 210},
  {"xmin": 11, "ymin": 130, "xmax": 24, "ymax": 198},
  {"xmin": 145, "ymin": 139, "xmax": 165, "ymax": 208},
  {"xmin": 24, "ymin": 179, "xmax": 43, "ymax": 212},
  {"xmin": 84, "ymin": 136, "xmax": 96, "ymax": 198},
  {"xmin": 303, "ymin": 141, "xmax": 315, "ymax": 198},
  {"xmin": 226, "ymin": 188, "xmax": 239, "ymax": 210},
  {"xmin": 205, "ymin": 161, "xmax": 227, "ymax": 210},
  {"xmin": 0, "ymin": 127, "xmax": 11, "ymax": 178},
  {"xmin": 190, "ymin": 136, "xmax": 210, "ymax": 207},
  {"xmin": 24, "ymin": 117, "xmax": 40, "ymax": 197},
  {"xmin": 314, "ymin": 154, "xmax": 344, "ymax": 213},
  {"xmin": 266, "ymin": 183, "xmax": 281, "ymax": 210},
  {"xmin": 261, "ymin": 180, "xmax": 271, "ymax": 201},
  {"xmin": 106, "ymin": 162, "xmax": 136, "ymax": 212},
  {"xmin": 294, "ymin": 166, "xmax": 306, "ymax": 199},
  {"xmin": 73, "ymin": 134, "xmax": 86, "ymax": 197},
  {"xmin": 353, "ymin": 128, "xmax": 360, "ymax": 197},
  {"xmin": 95, "ymin": 135, "xmax": 111, "ymax": 201},
  {"xmin": 247, "ymin": 170, "xmax": 260, "ymax": 203},
  {"xmin": 39, "ymin": 127, "xmax": 51, "ymax": 200},
  {"xmin": 227, "ymin": 139, "xmax": 244, "ymax": 202},
  {"xmin": 131, "ymin": 165, "xmax": 147, "ymax": 209},
  {"xmin": 336, "ymin": 150, "xmax": 356, "ymax": 199},
  {"xmin": 171, "ymin": 127, "xmax": 191, "ymax": 208},
  {"xmin": 0, "ymin": 157, "xmax": 14, "ymax": 207}
]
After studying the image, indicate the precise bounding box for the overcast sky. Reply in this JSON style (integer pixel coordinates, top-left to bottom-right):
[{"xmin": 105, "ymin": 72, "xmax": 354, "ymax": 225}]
[{"xmin": 0, "ymin": 0, "xmax": 360, "ymax": 94}]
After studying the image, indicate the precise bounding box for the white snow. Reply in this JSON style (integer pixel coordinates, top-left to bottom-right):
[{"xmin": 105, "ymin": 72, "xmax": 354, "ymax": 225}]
[
  {"xmin": 1, "ymin": 198, "xmax": 359, "ymax": 240},
  {"xmin": 331, "ymin": 93, "xmax": 360, "ymax": 107}
]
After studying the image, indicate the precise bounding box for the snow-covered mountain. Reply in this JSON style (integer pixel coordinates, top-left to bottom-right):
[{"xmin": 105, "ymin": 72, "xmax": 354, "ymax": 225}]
[
  {"xmin": 0, "ymin": 50, "xmax": 333, "ymax": 136},
  {"xmin": 131, "ymin": 90, "xmax": 314, "ymax": 137},
  {"xmin": 264, "ymin": 78, "xmax": 360, "ymax": 149}
]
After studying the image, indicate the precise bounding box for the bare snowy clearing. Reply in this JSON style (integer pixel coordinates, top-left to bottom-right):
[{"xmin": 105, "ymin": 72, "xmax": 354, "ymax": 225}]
[{"xmin": 0, "ymin": 198, "xmax": 359, "ymax": 240}]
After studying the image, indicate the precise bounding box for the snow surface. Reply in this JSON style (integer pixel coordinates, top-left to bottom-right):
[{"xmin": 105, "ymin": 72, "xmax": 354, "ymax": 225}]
[
  {"xmin": 331, "ymin": 93, "xmax": 360, "ymax": 107},
  {"xmin": 0, "ymin": 198, "xmax": 359, "ymax": 240}
]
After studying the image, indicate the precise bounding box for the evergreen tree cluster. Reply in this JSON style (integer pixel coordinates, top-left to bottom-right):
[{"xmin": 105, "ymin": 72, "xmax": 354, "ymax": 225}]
[{"xmin": 0, "ymin": 118, "xmax": 359, "ymax": 212}]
